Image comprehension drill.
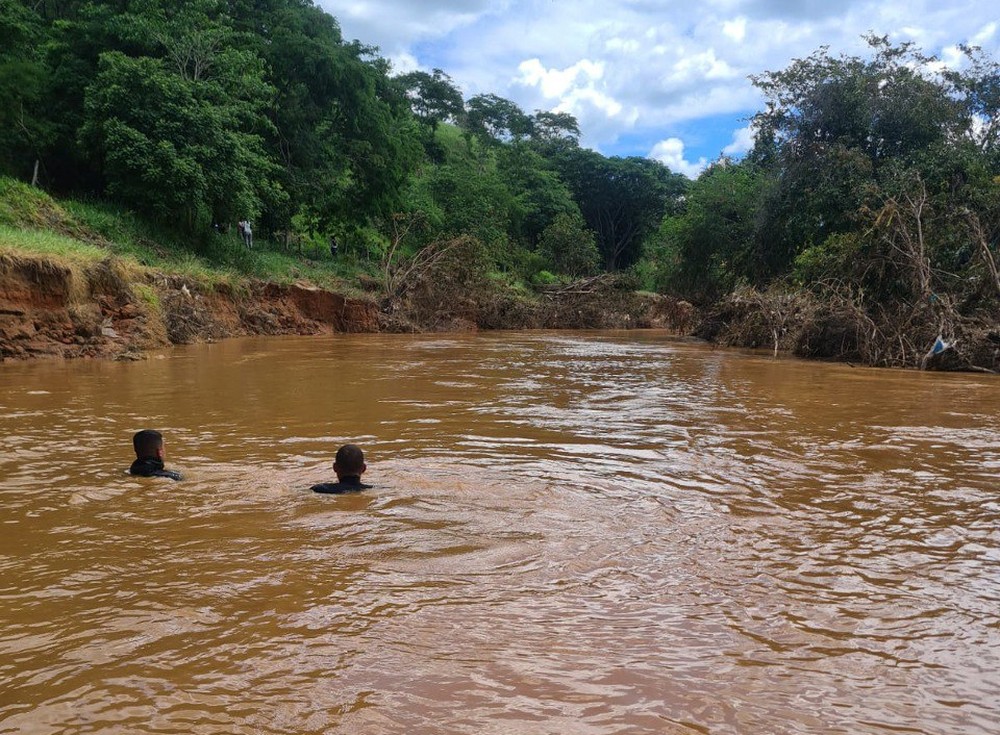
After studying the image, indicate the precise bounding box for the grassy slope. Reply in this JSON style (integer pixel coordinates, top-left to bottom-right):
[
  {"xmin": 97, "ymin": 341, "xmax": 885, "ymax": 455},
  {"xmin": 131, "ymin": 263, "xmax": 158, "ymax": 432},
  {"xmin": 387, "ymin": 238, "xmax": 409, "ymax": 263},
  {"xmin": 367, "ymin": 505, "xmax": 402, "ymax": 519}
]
[{"xmin": 0, "ymin": 177, "xmax": 375, "ymax": 295}]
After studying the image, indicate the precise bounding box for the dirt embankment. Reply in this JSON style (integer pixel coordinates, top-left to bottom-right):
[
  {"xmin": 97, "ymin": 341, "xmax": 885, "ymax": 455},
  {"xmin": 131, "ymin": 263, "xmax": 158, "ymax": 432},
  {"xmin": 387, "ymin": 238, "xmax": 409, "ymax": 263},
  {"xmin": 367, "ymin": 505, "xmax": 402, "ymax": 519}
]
[
  {"xmin": 0, "ymin": 181, "xmax": 695, "ymax": 360},
  {"xmin": 0, "ymin": 253, "xmax": 380, "ymax": 360},
  {"xmin": 0, "ymin": 254, "xmax": 697, "ymax": 361}
]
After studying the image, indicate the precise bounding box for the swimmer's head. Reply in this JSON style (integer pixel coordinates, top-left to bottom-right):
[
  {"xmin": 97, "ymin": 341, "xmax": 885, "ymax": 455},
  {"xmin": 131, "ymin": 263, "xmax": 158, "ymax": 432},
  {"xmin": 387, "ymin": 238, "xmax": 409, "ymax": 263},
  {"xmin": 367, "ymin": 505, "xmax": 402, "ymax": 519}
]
[
  {"xmin": 132, "ymin": 429, "xmax": 165, "ymax": 460},
  {"xmin": 334, "ymin": 444, "xmax": 366, "ymax": 478}
]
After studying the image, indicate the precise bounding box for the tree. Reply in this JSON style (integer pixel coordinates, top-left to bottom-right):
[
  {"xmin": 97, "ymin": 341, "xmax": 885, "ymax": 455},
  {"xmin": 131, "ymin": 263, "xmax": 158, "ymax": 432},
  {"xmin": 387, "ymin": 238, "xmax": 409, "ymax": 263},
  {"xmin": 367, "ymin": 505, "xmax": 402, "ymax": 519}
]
[
  {"xmin": 154, "ymin": 3, "xmax": 230, "ymax": 82},
  {"xmin": 538, "ymin": 211, "xmax": 599, "ymax": 277},
  {"xmin": 465, "ymin": 93, "xmax": 532, "ymax": 144},
  {"xmin": 0, "ymin": 0, "xmax": 55, "ymax": 181},
  {"xmin": 652, "ymin": 160, "xmax": 763, "ymax": 300},
  {"xmin": 422, "ymin": 157, "xmax": 515, "ymax": 258},
  {"xmin": 254, "ymin": 4, "xmax": 422, "ymax": 231},
  {"xmin": 549, "ymin": 145, "xmax": 687, "ymax": 269},
  {"xmin": 942, "ymin": 45, "xmax": 1000, "ymax": 164},
  {"xmin": 747, "ymin": 35, "xmax": 970, "ymax": 280},
  {"xmin": 396, "ymin": 68, "xmax": 464, "ymax": 131},
  {"xmin": 530, "ymin": 110, "xmax": 580, "ymax": 143},
  {"xmin": 80, "ymin": 48, "xmax": 282, "ymax": 228},
  {"xmin": 497, "ymin": 143, "xmax": 579, "ymax": 247},
  {"xmin": 752, "ymin": 36, "xmax": 965, "ymax": 166}
]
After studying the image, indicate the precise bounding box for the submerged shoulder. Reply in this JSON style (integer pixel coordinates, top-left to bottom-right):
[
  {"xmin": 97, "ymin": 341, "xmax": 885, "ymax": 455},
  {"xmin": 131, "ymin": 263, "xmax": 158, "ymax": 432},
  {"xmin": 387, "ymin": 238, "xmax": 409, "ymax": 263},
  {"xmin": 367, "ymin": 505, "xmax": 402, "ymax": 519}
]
[
  {"xmin": 311, "ymin": 481, "xmax": 370, "ymax": 494},
  {"xmin": 128, "ymin": 460, "xmax": 182, "ymax": 481}
]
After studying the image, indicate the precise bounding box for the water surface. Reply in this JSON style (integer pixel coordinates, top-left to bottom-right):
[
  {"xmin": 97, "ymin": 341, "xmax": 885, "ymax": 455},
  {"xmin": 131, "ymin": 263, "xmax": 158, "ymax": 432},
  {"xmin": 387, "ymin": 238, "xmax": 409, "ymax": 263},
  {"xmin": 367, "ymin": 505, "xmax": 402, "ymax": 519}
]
[{"xmin": 1, "ymin": 332, "xmax": 998, "ymax": 734}]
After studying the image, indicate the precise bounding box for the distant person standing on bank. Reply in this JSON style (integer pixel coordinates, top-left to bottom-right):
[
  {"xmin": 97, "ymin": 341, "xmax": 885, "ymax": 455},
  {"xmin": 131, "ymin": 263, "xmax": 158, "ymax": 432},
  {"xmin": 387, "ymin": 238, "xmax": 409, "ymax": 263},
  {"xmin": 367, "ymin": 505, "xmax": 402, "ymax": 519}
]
[
  {"xmin": 242, "ymin": 219, "xmax": 253, "ymax": 249},
  {"xmin": 329, "ymin": 235, "xmax": 338, "ymax": 258}
]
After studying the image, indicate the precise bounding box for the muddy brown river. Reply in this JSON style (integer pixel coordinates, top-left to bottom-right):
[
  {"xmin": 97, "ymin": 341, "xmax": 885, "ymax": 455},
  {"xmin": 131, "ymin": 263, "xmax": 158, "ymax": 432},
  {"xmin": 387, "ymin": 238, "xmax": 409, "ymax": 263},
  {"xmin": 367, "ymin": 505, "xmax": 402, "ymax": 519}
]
[{"xmin": 1, "ymin": 331, "xmax": 998, "ymax": 734}]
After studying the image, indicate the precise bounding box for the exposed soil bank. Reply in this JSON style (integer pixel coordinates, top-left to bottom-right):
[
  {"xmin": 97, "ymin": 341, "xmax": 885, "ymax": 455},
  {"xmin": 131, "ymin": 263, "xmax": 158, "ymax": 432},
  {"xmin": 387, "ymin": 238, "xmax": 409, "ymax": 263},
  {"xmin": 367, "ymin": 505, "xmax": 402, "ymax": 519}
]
[
  {"xmin": 0, "ymin": 253, "xmax": 696, "ymax": 361},
  {"xmin": 0, "ymin": 253, "xmax": 379, "ymax": 360},
  {"xmin": 6, "ymin": 248, "xmax": 994, "ymax": 374}
]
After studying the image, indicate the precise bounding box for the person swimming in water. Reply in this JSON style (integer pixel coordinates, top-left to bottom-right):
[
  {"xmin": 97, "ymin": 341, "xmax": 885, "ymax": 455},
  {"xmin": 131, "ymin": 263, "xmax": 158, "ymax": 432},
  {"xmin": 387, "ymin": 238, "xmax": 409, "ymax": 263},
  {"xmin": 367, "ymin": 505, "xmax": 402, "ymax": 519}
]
[
  {"xmin": 311, "ymin": 444, "xmax": 371, "ymax": 494},
  {"xmin": 129, "ymin": 429, "xmax": 182, "ymax": 481}
]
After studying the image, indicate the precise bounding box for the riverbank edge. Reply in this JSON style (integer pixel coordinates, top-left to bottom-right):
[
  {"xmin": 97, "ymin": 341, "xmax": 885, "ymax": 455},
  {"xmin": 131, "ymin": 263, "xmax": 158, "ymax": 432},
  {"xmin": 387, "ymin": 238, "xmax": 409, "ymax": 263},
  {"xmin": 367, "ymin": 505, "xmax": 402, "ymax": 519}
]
[
  {"xmin": 695, "ymin": 286, "xmax": 1000, "ymax": 373},
  {"xmin": 0, "ymin": 250, "xmax": 698, "ymax": 361},
  {"xmin": 0, "ymin": 250, "xmax": 381, "ymax": 360}
]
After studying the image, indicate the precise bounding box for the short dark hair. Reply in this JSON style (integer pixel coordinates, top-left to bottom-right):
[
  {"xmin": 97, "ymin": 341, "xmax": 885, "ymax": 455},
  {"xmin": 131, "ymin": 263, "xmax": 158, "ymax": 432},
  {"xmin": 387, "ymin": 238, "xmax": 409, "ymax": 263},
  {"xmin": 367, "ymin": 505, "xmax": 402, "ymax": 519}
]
[
  {"xmin": 133, "ymin": 429, "xmax": 164, "ymax": 458},
  {"xmin": 335, "ymin": 444, "xmax": 365, "ymax": 474}
]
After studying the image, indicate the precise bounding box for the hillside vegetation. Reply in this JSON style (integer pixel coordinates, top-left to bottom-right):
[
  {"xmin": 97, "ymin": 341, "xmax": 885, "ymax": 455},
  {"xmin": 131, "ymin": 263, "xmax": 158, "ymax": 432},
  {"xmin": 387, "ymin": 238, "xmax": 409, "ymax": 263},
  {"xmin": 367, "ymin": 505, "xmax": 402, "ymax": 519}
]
[
  {"xmin": 2, "ymin": 0, "xmax": 683, "ymax": 290},
  {"xmin": 3, "ymin": 2, "xmax": 1000, "ymax": 369}
]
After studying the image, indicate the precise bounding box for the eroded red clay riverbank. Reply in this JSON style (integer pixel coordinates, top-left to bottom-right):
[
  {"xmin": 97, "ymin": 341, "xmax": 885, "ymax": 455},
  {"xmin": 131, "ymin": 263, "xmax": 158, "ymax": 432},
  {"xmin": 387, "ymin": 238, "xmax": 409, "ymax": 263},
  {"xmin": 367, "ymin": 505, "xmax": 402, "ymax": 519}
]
[
  {"xmin": 0, "ymin": 253, "xmax": 695, "ymax": 360},
  {"xmin": 0, "ymin": 254, "xmax": 380, "ymax": 360}
]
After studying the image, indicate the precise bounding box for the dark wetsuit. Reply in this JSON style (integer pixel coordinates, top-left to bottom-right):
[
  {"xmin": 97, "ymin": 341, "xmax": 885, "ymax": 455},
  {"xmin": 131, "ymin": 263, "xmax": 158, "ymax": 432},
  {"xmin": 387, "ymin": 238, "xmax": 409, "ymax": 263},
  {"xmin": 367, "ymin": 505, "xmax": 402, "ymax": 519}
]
[
  {"xmin": 129, "ymin": 457, "xmax": 182, "ymax": 481},
  {"xmin": 311, "ymin": 475, "xmax": 371, "ymax": 494}
]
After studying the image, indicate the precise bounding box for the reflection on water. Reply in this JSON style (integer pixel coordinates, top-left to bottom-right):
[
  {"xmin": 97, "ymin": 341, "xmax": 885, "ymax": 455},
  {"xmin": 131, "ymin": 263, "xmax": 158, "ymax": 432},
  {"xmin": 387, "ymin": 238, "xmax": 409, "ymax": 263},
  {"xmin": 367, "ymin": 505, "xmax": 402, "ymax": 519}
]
[{"xmin": 1, "ymin": 332, "xmax": 999, "ymax": 734}]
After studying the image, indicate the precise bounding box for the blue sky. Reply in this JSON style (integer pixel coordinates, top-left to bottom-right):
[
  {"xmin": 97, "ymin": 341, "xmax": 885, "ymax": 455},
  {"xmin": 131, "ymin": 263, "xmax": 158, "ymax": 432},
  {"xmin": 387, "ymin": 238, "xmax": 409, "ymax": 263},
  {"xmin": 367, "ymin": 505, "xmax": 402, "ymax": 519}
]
[{"xmin": 324, "ymin": 0, "xmax": 1000, "ymax": 178}]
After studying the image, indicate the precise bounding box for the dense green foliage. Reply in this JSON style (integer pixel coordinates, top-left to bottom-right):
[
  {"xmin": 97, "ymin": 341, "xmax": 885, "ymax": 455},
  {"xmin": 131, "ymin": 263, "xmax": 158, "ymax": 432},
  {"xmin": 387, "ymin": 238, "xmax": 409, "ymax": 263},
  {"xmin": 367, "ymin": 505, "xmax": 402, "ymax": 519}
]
[
  {"xmin": 1, "ymin": 0, "xmax": 683, "ymax": 288},
  {"xmin": 654, "ymin": 35, "xmax": 1000, "ymax": 314},
  {"xmin": 8, "ymin": 1, "xmax": 1000, "ymax": 355}
]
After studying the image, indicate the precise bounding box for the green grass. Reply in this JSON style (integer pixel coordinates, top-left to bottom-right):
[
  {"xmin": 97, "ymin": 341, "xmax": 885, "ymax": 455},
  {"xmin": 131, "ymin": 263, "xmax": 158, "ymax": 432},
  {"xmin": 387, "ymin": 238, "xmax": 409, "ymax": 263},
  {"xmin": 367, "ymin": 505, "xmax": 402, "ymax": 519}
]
[
  {"xmin": 0, "ymin": 176, "xmax": 379, "ymax": 295},
  {"xmin": 132, "ymin": 283, "xmax": 161, "ymax": 311},
  {"xmin": 0, "ymin": 225, "xmax": 106, "ymax": 262},
  {"xmin": 62, "ymin": 196, "xmax": 379, "ymax": 288},
  {"xmin": 0, "ymin": 179, "xmax": 35, "ymax": 227},
  {"xmin": 61, "ymin": 199, "xmax": 172, "ymax": 261},
  {"xmin": 0, "ymin": 177, "xmax": 78, "ymax": 232}
]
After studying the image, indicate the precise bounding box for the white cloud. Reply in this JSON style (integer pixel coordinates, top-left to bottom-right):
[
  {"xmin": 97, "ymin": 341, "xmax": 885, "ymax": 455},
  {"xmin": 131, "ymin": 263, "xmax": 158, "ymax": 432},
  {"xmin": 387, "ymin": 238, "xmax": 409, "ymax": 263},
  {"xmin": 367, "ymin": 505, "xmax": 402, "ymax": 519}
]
[
  {"xmin": 322, "ymin": 0, "xmax": 499, "ymax": 55},
  {"xmin": 605, "ymin": 37, "xmax": 642, "ymax": 53},
  {"xmin": 515, "ymin": 57, "xmax": 635, "ymax": 143},
  {"xmin": 972, "ymin": 22, "xmax": 997, "ymax": 45},
  {"xmin": 559, "ymin": 88, "xmax": 627, "ymax": 119},
  {"xmin": 649, "ymin": 138, "xmax": 709, "ymax": 178},
  {"xmin": 670, "ymin": 49, "xmax": 737, "ymax": 81},
  {"xmin": 390, "ymin": 51, "xmax": 419, "ymax": 75},
  {"xmin": 940, "ymin": 45, "xmax": 965, "ymax": 68},
  {"xmin": 723, "ymin": 17, "xmax": 748, "ymax": 42},
  {"xmin": 516, "ymin": 58, "xmax": 605, "ymax": 98},
  {"xmin": 723, "ymin": 125, "xmax": 757, "ymax": 156}
]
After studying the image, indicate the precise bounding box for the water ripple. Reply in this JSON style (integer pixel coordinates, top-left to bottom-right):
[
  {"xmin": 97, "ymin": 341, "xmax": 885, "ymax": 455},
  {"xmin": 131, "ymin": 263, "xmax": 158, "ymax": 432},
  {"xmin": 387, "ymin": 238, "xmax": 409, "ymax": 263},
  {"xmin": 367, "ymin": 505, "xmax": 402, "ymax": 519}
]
[{"xmin": 1, "ymin": 333, "xmax": 999, "ymax": 734}]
